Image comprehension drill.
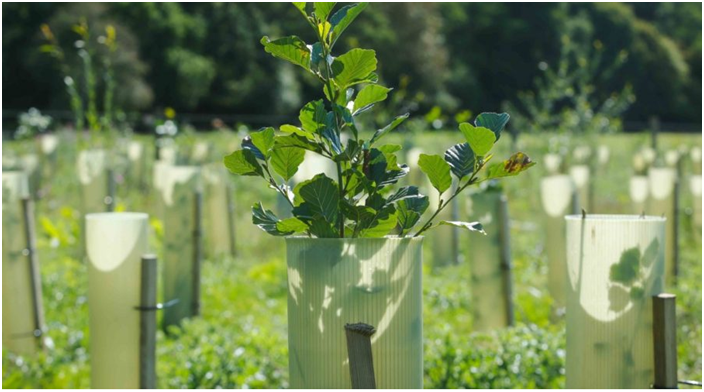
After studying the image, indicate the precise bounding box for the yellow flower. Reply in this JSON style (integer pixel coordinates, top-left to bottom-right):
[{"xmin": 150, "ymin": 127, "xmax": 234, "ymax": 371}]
[{"xmin": 164, "ymin": 107, "xmax": 176, "ymax": 119}]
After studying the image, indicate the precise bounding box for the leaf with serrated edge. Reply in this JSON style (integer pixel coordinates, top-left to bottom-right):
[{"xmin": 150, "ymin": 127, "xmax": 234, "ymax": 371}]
[
  {"xmin": 438, "ymin": 220, "xmax": 486, "ymax": 235},
  {"xmin": 260, "ymin": 36, "xmax": 311, "ymax": 71},
  {"xmin": 370, "ymin": 113, "xmax": 409, "ymax": 145},
  {"xmin": 299, "ymin": 100, "xmax": 326, "ymax": 134},
  {"xmin": 280, "ymin": 124, "xmax": 315, "ymax": 140},
  {"xmin": 250, "ymin": 127, "xmax": 275, "ymax": 158},
  {"xmin": 314, "ymin": 2, "xmax": 336, "ymax": 20},
  {"xmin": 475, "ymin": 112, "xmax": 510, "ymax": 141},
  {"xmin": 459, "ymin": 122, "xmax": 495, "ymax": 156},
  {"xmin": 252, "ymin": 202, "xmax": 289, "ymax": 236},
  {"xmin": 224, "ymin": 150, "xmax": 263, "ymax": 177},
  {"xmin": 444, "ymin": 142, "xmax": 475, "ymax": 179},
  {"xmin": 294, "ymin": 174, "xmax": 339, "ymax": 224},
  {"xmin": 271, "ymin": 146, "xmax": 305, "ymax": 181},
  {"xmin": 485, "ymin": 152, "xmax": 536, "ymax": 179},
  {"xmin": 418, "ymin": 154, "xmax": 452, "ymax": 194},
  {"xmin": 329, "ymin": 2, "xmax": 368, "ymax": 45},
  {"xmin": 353, "ymin": 85, "xmax": 391, "ymax": 113},
  {"xmin": 276, "ymin": 217, "xmax": 308, "ymax": 233},
  {"xmin": 332, "ymin": 48, "xmax": 377, "ymax": 88}
]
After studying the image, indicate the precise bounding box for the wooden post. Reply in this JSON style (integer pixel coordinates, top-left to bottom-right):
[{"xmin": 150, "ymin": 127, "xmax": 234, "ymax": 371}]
[
  {"xmin": 673, "ymin": 157, "xmax": 682, "ymax": 280},
  {"xmin": 652, "ymin": 293, "xmax": 677, "ymax": 389},
  {"xmin": 192, "ymin": 190, "xmax": 203, "ymax": 316},
  {"xmin": 497, "ymin": 194, "xmax": 514, "ymax": 326},
  {"xmin": 139, "ymin": 254, "xmax": 157, "ymax": 389},
  {"xmin": 106, "ymin": 168, "xmax": 116, "ymax": 212},
  {"xmin": 345, "ymin": 323, "xmax": 376, "ymax": 389},
  {"xmin": 21, "ymin": 197, "xmax": 46, "ymax": 351},
  {"xmin": 226, "ymin": 182, "xmax": 237, "ymax": 257}
]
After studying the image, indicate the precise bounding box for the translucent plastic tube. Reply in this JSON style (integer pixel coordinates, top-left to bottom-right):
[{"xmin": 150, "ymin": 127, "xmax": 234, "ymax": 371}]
[
  {"xmin": 286, "ymin": 237, "xmax": 423, "ymax": 389},
  {"xmin": 569, "ymin": 165, "xmax": 590, "ymax": 212},
  {"xmin": 543, "ymin": 153, "xmax": 562, "ymax": 175},
  {"xmin": 86, "ymin": 212, "xmax": 149, "ymax": 389},
  {"xmin": 467, "ymin": 189, "xmax": 509, "ymax": 330},
  {"xmin": 629, "ymin": 176, "xmax": 649, "ymax": 215},
  {"xmin": 77, "ymin": 149, "xmax": 108, "ymax": 214},
  {"xmin": 690, "ymin": 175, "xmax": 702, "ymax": 230},
  {"xmin": 540, "ymin": 175, "xmax": 574, "ymax": 309},
  {"xmin": 647, "ymin": 167, "xmax": 676, "ymax": 282},
  {"xmin": 565, "ymin": 215, "xmax": 665, "ymax": 389},
  {"xmin": 161, "ymin": 166, "xmax": 200, "ymax": 330},
  {"xmin": 203, "ymin": 164, "xmax": 232, "ymax": 257},
  {"xmin": 2, "ymin": 171, "xmax": 36, "ymax": 356}
]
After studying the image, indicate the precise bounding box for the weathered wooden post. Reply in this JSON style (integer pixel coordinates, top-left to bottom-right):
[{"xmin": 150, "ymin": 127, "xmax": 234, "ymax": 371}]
[
  {"xmin": 498, "ymin": 193, "xmax": 515, "ymax": 327},
  {"xmin": 161, "ymin": 166, "xmax": 201, "ymax": 330},
  {"xmin": 345, "ymin": 323, "xmax": 377, "ymax": 389},
  {"xmin": 86, "ymin": 212, "xmax": 149, "ymax": 388},
  {"xmin": 2, "ymin": 171, "xmax": 44, "ymax": 355},
  {"xmin": 138, "ymin": 254, "xmax": 158, "ymax": 389},
  {"xmin": 648, "ymin": 167, "xmax": 677, "ymax": 284},
  {"xmin": 467, "ymin": 188, "xmax": 513, "ymax": 330},
  {"xmin": 540, "ymin": 175, "xmax": 573, "ymax": 313},
  {"xmin": 652, "ymin": 293, "xmax": 677, "ymax": 389},
  {"xmin": 565, "ymin": 214, "xmax": 665, "ymax": 388}
]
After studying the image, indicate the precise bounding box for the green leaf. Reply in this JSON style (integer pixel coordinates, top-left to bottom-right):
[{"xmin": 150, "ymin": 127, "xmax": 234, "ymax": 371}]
[
  {"xmin": 438, "ymin": 221, "xmax": 486, "ymax": 235},
  {"xmin": 485, "ymin": 152, "xmax": 536, "ymax": 179},
  {"xmin": 276, "ymin": 217, "xmax": 308, "ymax": 233},
  {"xmin": 280, "ymin": 124, "xmax": 315, "ymax": 140},
  {"xmin": 314, "ymin": 2, "xmax": 336, "ymax": 20},
  {"xmin": 329, "ymin": 2, "xmax": 368, "ymax": 46},
  {"xmin": 353, "ymin": 85, "xmax": 391, "ymax": 114},
  {"xmin": 309, "ymin": 217, "xmax": 338, "ymax": 238},
  {"xmin": 224, "ymin": 150, "xmax": 263, "ymax": 177},
  {"xmin": 459, "ymin": 122, "xmax": 496, "ymax": 156},
  {"xmin": 299, "ymin": 100, "xmax": 326, "ymax": 134},
  {"xmin": 610, "ymin": 247, "xmax": 640, "ymax": 285},
  {"xmin": 475, "ymin": 112, "xmax": 510, "ymax": 141},
  {"xmin": 241, "ymin": 136, "xmax": 265, "ymax": 160},
  {"xmin": 397, "ymin": 195, "xmax": 429, "ymax": 232},
  {"xmin": 387, "ymin": 186, "xmax": 420, "ymax": 204},
  {"xmin": 366, "ymin": 149, "xmax": 408, "ymax": 188},
  {"xmin": 377, "ymin": 144, "xmax": 402, "ymax": 154},
  {"xmin": 271, "ymin": 146, "xmax": 305, "ymax": 181},
  {"xmin": 292, "ymin": 2, "xmax": 308, "ymax": 18},
  {"xmin": 418, "ymin": 154, "xmax": 452, "ymax": 194},
  {"xmin": 321, "ymin": 127, "xmax": 342, "ymax": 155},
  {"xmin": 444, "ymin": 143, "xmax": 475, "ymax": 179},
  {"xmin": 332, "ymin": 49, "xmax": 377, "ymax": 88},
  {"xmin": 250, "ymin": 127, "xmax": 275, "ymax": 158},
  {"xmin": 359, "ymin": 209, "xmax": 398, "ymax": 238},
  {"xmin": 260, "ymin": 35, "xmax": 311, "ymax": 71},
  {"xmin": 294, "ymin": 174, "xmax": 339, "ymax": 224},
  {"xmin": 370, "ymin": 113, "xmax": 409, "ymax": 145},
  {"xmin": 252, "ymin": 202, "xmax": 289, "ymax": 236},
  {"xmin": 274, "ymin": 134, "xmax": 322, "ymax": 153}
]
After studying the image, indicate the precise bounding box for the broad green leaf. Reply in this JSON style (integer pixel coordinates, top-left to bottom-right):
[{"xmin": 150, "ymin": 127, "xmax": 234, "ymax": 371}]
[
  {"xmin": 359, "ymin": 210, "xmax": 398, "ymax": 238},
  {"xmin": 332, "ymin": 49, "xmax": 377, "ymax": 88},
  {"xmin": 280, "ymin": 124, "xmax": 315, "ymax": 140},
  {"xmin": 329, "ymin": 2, "xmax": 368, "ymax": 46},
  {"xmin": 271, "ymin": 146, "xmax": 305, "ymax": 181},
  {"xmin": 241, "ymin": 136, "xmax": 265, "ymax": 160},
  {"xmin": 310, "ymin": 42, "xmax": 324, "ymax": 70},
  {"xmin": 438, "ymin": 220, "xmax": 486, "ymax": 235},
  {"xmin": 299, "ymin": 100, "xmax": 326, "ymax": 134},
  {"xmin": 444, "ymin": 142, "xmax": 475, "ymax": 179},
  {"xmin": 276, "ymin": 216, "xmax": 308, "ymax": 233},
  {"xmin": 475, "ymin": 112, "xmax": 510, "ymax": 141},
  {"xmin": 377, "ymin": 144, "xmax": 402, "ymax": 154},
  {"xmin": 224, "ymin": 150, "xmax": 263, "ymax": 177},
  {"xmin": 459, "ymin": 122, "xmax": 496, "ymax": 156},
  {"xmin": 294, "ymin": 174, "xmax": 339, "ymax": 224},
  {"xmin": 250, "ymin": 127, "xmax": 275, "ymax": 158},
  {"xmin": 252, "ymin": 202, "xmax": 289, "ymax": 236},
  {"xmin": 292, "ymin": 2, "xmax": 308, "ymax": 18},
  {"xmin": 387, "ymin": 186, "xmax": 420, "ymax": 204},
  {"xmin": 260, "ymin": 35, "xmax": 311, "ymax": 71},
  {"xmin": 370, "ymin": 113, "xmax": 409, "ymax": 145},
  {"xmin": 321, "ymin": 127, "xmax": 343, "ymax": 155},
  {"xmin": 274, "ymin": 134, "xmax": 322, "ymax": 153},
  {"xmin": 485, "ymin": 152, "xmax": 536, "ymax": 179},
  {"xmin": 353, "ymin": 85, "xmax": 391, "ymax": 114},
  {"xmin": 366, "ymin": 149, "xmax": 408, "ymax": 188},
  {"xmin": 418, "ymin": 154, "xmax": 452, "ymax": 194},
  {"xmin": 609, "ymin": 247, "xmax": 640, "ymax": 284},
  {"xmin": 397, "ymin": 195, "xmax": 429, "ymax": 232},
  {"xmin": 314, "ymin": 2, "xmax": 336, "ymax": 21},
  {"xmin": 309, "ymin": 217, "xmax": 338, "ymax": 238}
]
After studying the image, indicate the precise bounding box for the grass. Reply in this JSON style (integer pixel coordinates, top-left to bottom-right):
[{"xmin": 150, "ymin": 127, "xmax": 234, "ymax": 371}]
[{"xmin": 2, "ymin": 129, "xmax": 701, "ymax": 388}]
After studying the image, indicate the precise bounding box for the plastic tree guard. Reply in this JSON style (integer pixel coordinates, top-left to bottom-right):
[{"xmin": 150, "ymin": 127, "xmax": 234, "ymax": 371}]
[
  {"xmin": 540, "ymin": 175, "xmax": 574, "ymax": 309},
  {"xmin": 467, "ymin": 189, "xmax": 510, "ymax": 330},
  {"xmin": 86, "ymin": 212, "xmax": 149, "ymax": 388},
  {"xmin": 543, "ymin": 153, "xmax": 562, "ymax": 175},
  {"xmin": 691, "ymin": 175, "xmax": 702, "ymax": 230},
  {"xmin": 77, "ymin": 149, "xmax": 108, "ymax": 214},
  {"xmin": 19, "ymin": 154, "xmax": 40, "ymax": 197},
  {"xmin": 161, "ymin": 166, "xmax": 200, "ymax": 330},
  {"xmin": 647, "ymin": 167, "xmax": 676, "ymax": 282},
  {"xmin": 597, "ymin": 145, "xmax": 610, "ymax": 166},
  {"xmin": 127, "ymin": 141, "xmax": 144, "ymax": 184},
  {"xmin": 286, "ymin": 237, "xmax": 423, "ymax": 389},
  {"xmin": 565, "ymin": 214, "xmax": 665, "ymax": 389},
  {"xmin": 2, "ymin": 171, "xmax": 36, "ymax": 355},
  {"xmin": 569, "ymin": 165, "xmax": 590, "ymax": 212},
  {"xmin": 203, "ymin": 164, "xmax": 233, "ymax": 257},
  {"xmin": 629, "ymin": 176, "xmax": 649, "ymax": 215}
]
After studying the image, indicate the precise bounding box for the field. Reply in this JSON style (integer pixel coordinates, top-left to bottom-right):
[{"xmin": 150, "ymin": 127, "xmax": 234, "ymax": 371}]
[{"xmin": 2, "ymin": 130, "xmax": 702, "ymax": 388}]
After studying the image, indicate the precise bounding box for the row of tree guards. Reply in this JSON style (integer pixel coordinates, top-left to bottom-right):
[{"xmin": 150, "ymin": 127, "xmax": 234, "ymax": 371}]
[{"xmin": 2, "ymin": 135, "xmax": 701, "ymax": 388}]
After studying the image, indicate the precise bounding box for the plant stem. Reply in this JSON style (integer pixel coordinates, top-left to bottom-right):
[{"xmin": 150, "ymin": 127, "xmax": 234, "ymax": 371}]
[{"xmin": 413, "ymin": 171, "xmax": 480, "ymax": 237}]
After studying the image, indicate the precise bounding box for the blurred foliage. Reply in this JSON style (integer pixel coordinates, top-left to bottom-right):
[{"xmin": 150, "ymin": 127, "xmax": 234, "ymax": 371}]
[{"xmin": 1, "ymin": 3, "xmax": 701, "ymax": 126}]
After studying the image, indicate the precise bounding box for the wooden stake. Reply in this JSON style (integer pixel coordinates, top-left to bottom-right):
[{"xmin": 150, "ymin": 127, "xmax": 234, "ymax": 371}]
[
  {"xmin": 225, "ymin": 182, "xmax": 237, "ymax": 257},
  {"xmin": 106, "ymin": 168, "xmax": 116, "ymax": 212},
  {"xmin": 21, "ymin": 197, "xmax": 46, "ymax": 351},
  {"xmin": 192, "ymin": 190, "xmax": 203, "ymax": 316},
  {"xmin": 497, "ymin": 194, "xmax": 515, "ymax": 326},
  {"xmin": 345, "ymin": 323, "xmax": 376, "ymax": 389},
  {"xmin": 139, "ymin": 254, "xmax": 158, "ymax": 389},
  {"xmin": 673, "ymin": 157, "xmax": 682, "ymax": 280},
  {"xmin": 652, "ymin": 293, "xmax": 677, "ymax": 389}
]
